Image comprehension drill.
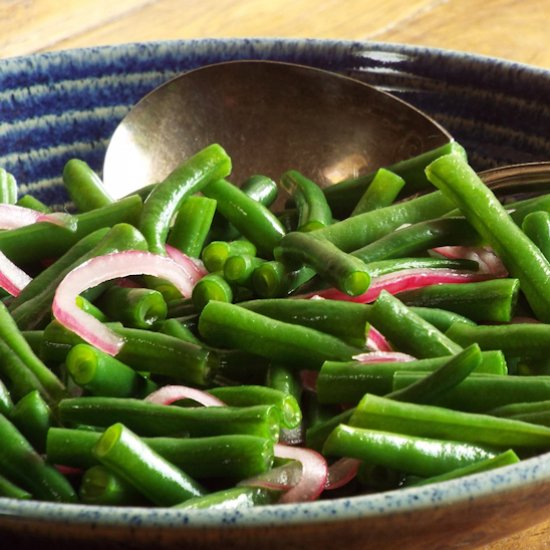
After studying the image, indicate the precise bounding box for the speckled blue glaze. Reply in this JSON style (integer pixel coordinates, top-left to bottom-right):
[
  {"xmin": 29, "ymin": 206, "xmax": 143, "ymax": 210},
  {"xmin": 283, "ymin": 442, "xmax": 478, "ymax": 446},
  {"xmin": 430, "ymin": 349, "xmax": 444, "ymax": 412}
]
[{"xmin": 1, "ymin": 38, "xmax": 550, "ymax": 537}]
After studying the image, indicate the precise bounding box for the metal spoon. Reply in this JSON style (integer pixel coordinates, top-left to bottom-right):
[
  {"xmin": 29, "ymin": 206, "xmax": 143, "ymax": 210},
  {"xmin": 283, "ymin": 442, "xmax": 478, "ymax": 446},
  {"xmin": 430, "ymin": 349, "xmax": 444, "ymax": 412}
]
[{"xmin": 102, "ymin": 60, "xmax": 451, "ymax": 199}]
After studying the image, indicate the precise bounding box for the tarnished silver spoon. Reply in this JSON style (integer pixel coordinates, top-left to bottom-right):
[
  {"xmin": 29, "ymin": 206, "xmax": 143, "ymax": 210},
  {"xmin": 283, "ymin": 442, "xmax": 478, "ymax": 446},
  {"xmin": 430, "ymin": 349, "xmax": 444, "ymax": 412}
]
[
  {"xmin": 102, "ymin": 60, "xmax": 550, "ymax": 200},
  {"xmin": 102, "ymin": 60, "xmax": 451, "ymax": 199}
]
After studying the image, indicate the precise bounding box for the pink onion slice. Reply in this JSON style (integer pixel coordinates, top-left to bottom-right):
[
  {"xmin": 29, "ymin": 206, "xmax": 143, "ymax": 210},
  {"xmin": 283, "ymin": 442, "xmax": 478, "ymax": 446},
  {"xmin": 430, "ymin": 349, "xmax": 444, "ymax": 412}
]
[
  {"xmin": 0, "ymin": 250, "xmax": 32, "ymax": 296},
  {"xmin": 431, "ymin": 246, "xmax": 507, "ymax": 276},
  {"xmin": 145, "ymin": 385, "xmax": 225, "ymax": 407},
  {"xmin": 300, "ymin": 370, "xmax": 318, "ymax": 392},
  {"xmin": 165, "ymin": 244, "xmax": 207, "ymax": 284},
  {"xmin": 324, "ymin": 458, "xmax": 361, "ymax": 490},
  {"xmin": 366, "ymin": 326, "xmax": 392, "ymax": 352},
  {"xmin": 304, "ymin": 267, "xmax": 502, "ymax": 304},
  {"xmin": 52, "ymin": 250, "xmax": 196, "ymax": 355},
  {"xmin": 240, "ymin": 444, "xmax": 328, "ymax": 503},
  {"xmin": 352, "ymin": 351, "xmax": 416, "ymax": 363},
  {"xmin": 273, "ymin": 444, "xmax": 328, "ymax": 503},
  {"xmin": 0, "ymin": 204, "xmax": 76, "ymax": 231}
]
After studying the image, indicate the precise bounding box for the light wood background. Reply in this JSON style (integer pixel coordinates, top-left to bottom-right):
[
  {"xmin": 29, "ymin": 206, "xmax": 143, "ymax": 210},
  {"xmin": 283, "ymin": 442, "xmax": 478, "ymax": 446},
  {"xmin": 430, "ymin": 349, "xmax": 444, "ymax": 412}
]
[
  {"xmin": 0, "ymin": 0, "xmax": 549, "ymax": 69},
  {"xmin": 1, "ymin": 1, "xmax": 550, "ymax": 548}
]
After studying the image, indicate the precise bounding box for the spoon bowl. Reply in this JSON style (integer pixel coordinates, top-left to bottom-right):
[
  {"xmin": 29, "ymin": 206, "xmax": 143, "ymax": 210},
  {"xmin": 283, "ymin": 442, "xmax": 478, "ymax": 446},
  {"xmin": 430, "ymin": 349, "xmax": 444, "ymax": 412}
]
[{"xmin": 103, "ymin": 60, "xmax": 451, "ymax": 199}]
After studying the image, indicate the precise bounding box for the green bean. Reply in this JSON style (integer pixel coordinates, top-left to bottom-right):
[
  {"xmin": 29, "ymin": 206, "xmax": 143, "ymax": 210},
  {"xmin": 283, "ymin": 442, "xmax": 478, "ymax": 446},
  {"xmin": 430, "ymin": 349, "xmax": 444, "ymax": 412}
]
[
  {"xmin": 11, "ymin": 223, "xmax": 147, "ymax": 329},
  {"xmin": 47, "ymin": 428, "xmax": 274, "ymax": 480},
  {"xmin": 427, "ymin": 152, "xmax": 550, "ymax": 322},
  {"xmin": 351, "ymin": 393, "xmax": 550, "ymax": 448},
  {"xmin": 0, "ymin": 168, "xmax": 18, "ymax": 204},
  {"xmin": 241, "ymin": 175, "xmax": 279, "ymax": 206},
  {"xmin": 316, "ymin": 351, "xmax": 506, "ymax": 404},
  {"xmin": 280, "ymin": 170, "xmax": 332, "ymax": 231},
  {"xmin": 391, "ymin": 372, "xmax": 550, "ymax": 413},
  {"xmin": 350, "ymin": 168, "xmax": 405, "ymax": 216},
  {"xmin": 266, "ymin": 363, "xmax": 302, "ymax": 404},
  {"xmin": 167, "ymin": 195, "xmax": 217, "ymax": 257},
  {"xmin": 224, "ymin": 254, "xmax": 265, "ymax": 287},
  {"xmin": 208, "ymin": 385, "xmax": 301, "ymax": 429},
  {"xmin": 0, "ymin": 378, "xmax": 13, "ymax": 416},
  {"xmin": 509, "ymin": 194, "xmax": 550, "ymax": 225},
  {"xmin": 446, "ymin": 321, "xmax": 550, "ymax": 366},
  {"xmin": 397, "ymin": 278, "xmax": 520, "ymax": 324},
  {"xmin": 176, "ymin": 486, "xmax": 278, "ymax": 509},
  {"xmin": 202, "ymin": 178, "xmax": 285, "ymax": 257},
  {"xmin": 79, "ymin": 464, "xmax": 150, "ymax": 506},
  {"xmin": 0, "ymin": 340, "xmax": 49, "ymax": 403},
  {"xmin": 275, "ymin": 231, "xmax": 370, "ymax": 296},
  {"xmin": 9, "ymin": 227, "xmax": 110, "ymax": 311},
  {"xmin": 311, "ymin": 190, "xmax": 456, "ymax": 254},
  {"xmin": 0, "ymin": 194, "xmax": 142, "ymax": 265},
  {"xmin": 63, "ymin": 158, "xmax": 114, "ymax": 212},
  {"xmin": 386, "ymin": 344, "xmax": 482, "ymax": 404},
  {"xmin": 323, "ymin": 424, "xmax": 496, "ymax": 478},
  {"xmin": 16, "ymin": 194, "xmax": 51, "ymax": 213},
  {"xmin": 0, "ymin": 473, "xmax": 32, "ymax": 499},
  {"xmin": 409, "ymin": 307, "xmax": 476, "ymax": 332},
  {"xmin": 522, "ymin": 211, "xmax": 550, "ymax": 261},
  {"xmin": 0, "ymin": 301, "xmax": 66, "ymax": 402},
  {"xmin": 58, "ymin": 397, "xmax": 281, "ymax": 441},
  {"xmin": 42, "ymin": 321, "xmax": 213, "ymax": 386},
  {"xmin": 240, "ymin": 297, "xmax": 370, "ymax": 345},
  {"xmin": 351, "ymin": 217, "xmax": 480, "ymax": 264},
  {"xmin": 75, "ymin": 295, "xmax": 109, "ymax": 321},
  {"xmin": 368, "ymin": 291, "xmax": 462, "ymax": 358},
  {"xmin": 202, "ymin": 239, "xmax": 257, "ymax": 273},
  {"xmin": 158, "ymin": 318, "xmax": 201, "ymax": 345},
  {"xmin": 324, "ymin": 141, "xmax": 466, "ymax": 216},
  {"xmin": 93, "ymin": 423, "xmax": 205, "ymax": 506},
  {"xmin": 0, "ymin": 413, "xmax": 76, "ymax": 502},
  {"xmin": 406, "ymin": 449, "xmax": 520, "ymax": 487},
  {"xmin": 96, "ymin": 286, "xmax": 167, "ymax": 329},
  {"xmin": 305, "ymin": 408, "xmax": 355, "ymax": 451},
  {"xmin": 364, "ymin": 257, "xmax": 479, "ymax": 277},
  {"xmin": 251, "ymin": 261, "xmax": 315, "ymax": 298},
  {"xmin": 198, "ymin": 301, "xmax": 361, "ymax": 370},
  {"xmin": 66, "ymin": 343, "xmax": 157, "ymax": 398},
  {"xmin": 139, "ymin": 144, "xmax": 231, "ymax": 255},
  {"xmin": 192, "ymin": 272, "xmax": 234, "ymax": 311},
  {"xmin": 489, "ymin": 400, "xmax": 550, "ymax": 418},
  {"xmin": 10, "ymin": 389, "xmax": 52, "ymax": 453}
]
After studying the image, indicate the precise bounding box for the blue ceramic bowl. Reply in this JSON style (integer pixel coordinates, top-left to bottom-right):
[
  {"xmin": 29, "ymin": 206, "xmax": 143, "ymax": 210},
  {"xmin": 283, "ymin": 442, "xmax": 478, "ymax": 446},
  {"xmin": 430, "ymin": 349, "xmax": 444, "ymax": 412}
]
[{"xmin": 1, "ymin": 39, "xmax": 550, "ymax": 549}]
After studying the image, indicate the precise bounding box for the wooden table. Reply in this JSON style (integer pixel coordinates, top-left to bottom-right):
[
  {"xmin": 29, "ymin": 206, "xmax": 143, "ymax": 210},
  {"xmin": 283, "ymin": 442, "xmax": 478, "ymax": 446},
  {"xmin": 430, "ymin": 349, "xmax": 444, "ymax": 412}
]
[{"xmin": 1, "ymin": 1, "xmax": 550, "ymax": 548}]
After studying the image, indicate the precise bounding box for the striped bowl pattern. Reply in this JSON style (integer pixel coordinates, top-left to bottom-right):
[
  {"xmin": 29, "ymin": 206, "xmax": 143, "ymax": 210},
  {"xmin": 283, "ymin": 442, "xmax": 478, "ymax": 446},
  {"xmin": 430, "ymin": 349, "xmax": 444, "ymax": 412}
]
[{"xmin": 1, "ymin": 38, "xmax": 550, "ymax": 549}]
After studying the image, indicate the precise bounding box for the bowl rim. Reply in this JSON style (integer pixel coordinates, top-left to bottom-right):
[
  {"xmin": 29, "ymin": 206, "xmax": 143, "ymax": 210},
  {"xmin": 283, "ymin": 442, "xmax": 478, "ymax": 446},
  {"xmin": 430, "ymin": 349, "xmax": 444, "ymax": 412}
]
[{"xmin": 1, "ymin": 36, "xmax": 550, "ymax": 528}]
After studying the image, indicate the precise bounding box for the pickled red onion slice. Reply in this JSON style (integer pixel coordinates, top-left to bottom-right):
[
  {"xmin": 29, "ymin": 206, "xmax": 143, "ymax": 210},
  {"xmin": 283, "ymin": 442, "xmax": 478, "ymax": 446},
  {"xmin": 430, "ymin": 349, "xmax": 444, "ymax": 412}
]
[
  {"xmin": 324, "ymin": 458, "xmax": 361, "ymax": 490},
  {"xmin": 274, "ymin": 444, "xmax": 328, "ymax": 503},
  {"xmin": 352, "ymin": 351, "xmax": 416, "ymax": 363},
  {"xmin": 0, "ymin": 250, "xmax": 32, "ymax": 296},
  {"xmin": 145, "ymin": 385, "xmax": 225, "ymax": 407},
  {"xmin": 240, "ymin": 444, "xmax": 328, "ymax": 503},
  {"xmin": 52, "ymin": 250, "xmax": 195, "ymax": 355},
  {"xmin": 0, "ymin": 204, "xmax": 76, "ymax": 231},
  {"xmin": 306, "ymin": 267, "xmax": 501, "ymax": 303},
  {"xmin": 165, "ymin": 244, "xmax": 207, "ymax": 284}
]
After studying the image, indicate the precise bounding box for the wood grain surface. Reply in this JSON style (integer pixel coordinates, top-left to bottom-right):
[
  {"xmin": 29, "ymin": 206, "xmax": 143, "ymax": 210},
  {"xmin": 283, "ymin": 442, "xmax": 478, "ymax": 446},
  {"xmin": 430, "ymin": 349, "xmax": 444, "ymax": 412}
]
[{"xmin": 1, "ymin": 1, "xmax": 550, "ymax": 548}]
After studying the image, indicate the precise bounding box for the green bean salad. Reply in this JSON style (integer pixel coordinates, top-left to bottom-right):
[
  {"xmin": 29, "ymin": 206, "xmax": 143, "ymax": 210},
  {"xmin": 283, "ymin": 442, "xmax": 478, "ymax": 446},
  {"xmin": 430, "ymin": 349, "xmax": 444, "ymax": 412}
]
[{"xmin": 0, "ymin": 141, "xmax": 549, "ymax": 508}]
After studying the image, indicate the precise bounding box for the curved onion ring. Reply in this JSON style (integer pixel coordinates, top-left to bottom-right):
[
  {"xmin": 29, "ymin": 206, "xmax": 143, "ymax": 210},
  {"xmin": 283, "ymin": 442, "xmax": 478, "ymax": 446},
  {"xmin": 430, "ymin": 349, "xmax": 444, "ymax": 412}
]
[
  {"xmin": 165, "ymin": 244, "xmax": 207, "ymax": 284},
  {"xmin": 324, "ymin": 458, "xmax": 361, "ymax": 490},
  {"xmin": 145, "ymin": 385, "xmax": 225, "ymax": 407},
  {"xmin": 274, "ymin": 444, "xmax": 328, "ymax": 503},
  {"xmin": 366, "ymin": 326, "xmax": 392, "ymax": 352},
  {"xmin": 240, "ymin": 444, "xmax": 328, "ymax": 503},
  {"xmin": 0, "ymin": 250, "xmax": 32, "ymax": 296},
  {"xmin": 52, "ymin": 250, "xmax": 196, "ymax": 355},
  {"xmin": 0, "ymin": 204, "xmax": 76, "ymax": 231},
  {"xmin": 305, "ymin": 267, "xmax": 502, "ymax": 303}
]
